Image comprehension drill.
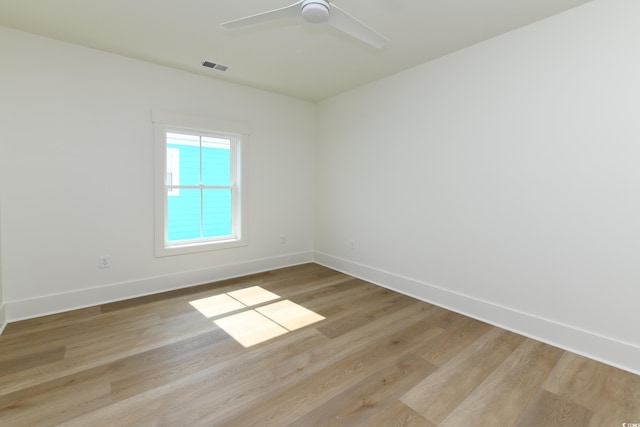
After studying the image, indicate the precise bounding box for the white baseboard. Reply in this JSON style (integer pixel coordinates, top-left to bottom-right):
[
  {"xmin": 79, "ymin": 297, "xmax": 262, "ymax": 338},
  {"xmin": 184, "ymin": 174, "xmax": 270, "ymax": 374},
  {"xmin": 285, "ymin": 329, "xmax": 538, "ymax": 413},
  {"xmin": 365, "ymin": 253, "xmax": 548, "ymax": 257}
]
[
  {"xmin": 0, "ymin": 304, "xmax": 6, "ymax": 335},
  {"xmin": 5, "ymin": 251, "xmax": 313, "ymax": 323},
  {"xmin": 314, "ymin": 251, "xmax": 640, "ymax": 376}
]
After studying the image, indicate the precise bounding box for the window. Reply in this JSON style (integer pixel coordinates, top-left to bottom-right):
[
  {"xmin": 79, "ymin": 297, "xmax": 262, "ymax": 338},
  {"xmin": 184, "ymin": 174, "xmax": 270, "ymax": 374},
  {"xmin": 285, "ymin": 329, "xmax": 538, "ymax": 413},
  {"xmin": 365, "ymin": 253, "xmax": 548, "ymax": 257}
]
[
  {"xmin": 153, "ymin": 110, "xmax": 249, "ymax": 256},
  {"xmin": 166, "ymin": 147, "xmax": 180, "ymax": 197}
]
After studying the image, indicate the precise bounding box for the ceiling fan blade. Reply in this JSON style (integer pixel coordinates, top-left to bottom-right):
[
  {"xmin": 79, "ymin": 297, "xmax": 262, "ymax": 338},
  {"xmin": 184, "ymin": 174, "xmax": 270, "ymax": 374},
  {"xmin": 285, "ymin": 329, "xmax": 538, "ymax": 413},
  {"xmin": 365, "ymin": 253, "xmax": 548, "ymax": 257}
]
[
  {"xmin": 328, "ymin": 4, "xmax": 388, "ymax": 48},
  {"xmin": 221, "ymin": 1, "xmax": 304, "ymax": 29}
]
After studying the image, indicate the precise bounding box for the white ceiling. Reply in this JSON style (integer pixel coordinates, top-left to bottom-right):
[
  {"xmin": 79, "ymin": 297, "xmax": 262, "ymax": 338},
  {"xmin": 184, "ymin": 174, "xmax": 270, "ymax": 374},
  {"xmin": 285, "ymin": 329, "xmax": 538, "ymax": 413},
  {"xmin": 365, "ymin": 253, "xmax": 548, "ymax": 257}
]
[{"xmin": 0, "ymin": 0, "xmax": 592, "ymax": 102}]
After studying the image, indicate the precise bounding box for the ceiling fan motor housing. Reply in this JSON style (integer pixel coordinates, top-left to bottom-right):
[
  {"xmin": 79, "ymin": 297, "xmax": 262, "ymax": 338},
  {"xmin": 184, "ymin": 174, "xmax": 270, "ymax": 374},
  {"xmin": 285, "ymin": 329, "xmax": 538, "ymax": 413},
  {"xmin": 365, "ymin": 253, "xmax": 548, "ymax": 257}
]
[{"xmin": 301, "ymin": 0, "xmax": 330, "ymax": 23}]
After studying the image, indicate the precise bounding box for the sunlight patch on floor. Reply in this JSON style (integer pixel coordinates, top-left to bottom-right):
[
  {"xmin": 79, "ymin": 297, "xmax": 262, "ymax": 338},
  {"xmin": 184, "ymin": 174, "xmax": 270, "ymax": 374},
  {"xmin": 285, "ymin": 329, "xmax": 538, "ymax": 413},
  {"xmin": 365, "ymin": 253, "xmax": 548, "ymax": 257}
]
[
  {"xmin": 228, "ymin": 286, "xmax": 280, "ymax": 306},
  {"xmin": 257, "ymin": 300, "xmax": 325, "ymax": 331},
  {"xmin": 188, "ymin": 294, "xmax": 245, "ymax": 318},
  {"xmin": 214, "ymin": 310, "xmax": 289, "ymax": 347},
  {"xmin": 189, "ymin": 286, "xmax": 325, "ymax": 348}
]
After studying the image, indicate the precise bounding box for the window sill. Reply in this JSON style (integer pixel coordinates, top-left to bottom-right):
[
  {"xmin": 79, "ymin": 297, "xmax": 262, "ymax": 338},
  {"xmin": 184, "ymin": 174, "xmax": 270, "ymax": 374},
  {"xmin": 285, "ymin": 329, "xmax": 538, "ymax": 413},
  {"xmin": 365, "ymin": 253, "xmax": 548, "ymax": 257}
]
[{"xmin": 155, "ymin": 238, "xmax": 247, "ymax": 257}]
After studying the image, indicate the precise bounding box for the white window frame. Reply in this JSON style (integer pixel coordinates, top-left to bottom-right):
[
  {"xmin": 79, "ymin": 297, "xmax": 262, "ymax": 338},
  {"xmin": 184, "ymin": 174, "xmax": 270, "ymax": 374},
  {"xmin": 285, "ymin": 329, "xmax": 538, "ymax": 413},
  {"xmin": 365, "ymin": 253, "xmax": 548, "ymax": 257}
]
[
  {"xmin": 152, "ymin": 110, "xmax": 250, "ymax": 257},
  {"xmin": 166, "ymin": 146, "xmax": 181, "ymax": 197}
]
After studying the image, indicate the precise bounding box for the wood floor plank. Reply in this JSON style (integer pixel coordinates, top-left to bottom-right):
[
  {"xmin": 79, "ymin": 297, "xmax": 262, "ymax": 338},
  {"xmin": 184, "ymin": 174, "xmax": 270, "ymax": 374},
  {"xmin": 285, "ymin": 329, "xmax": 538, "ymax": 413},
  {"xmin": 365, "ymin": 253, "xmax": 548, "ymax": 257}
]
[
  {"xmin": 214, "ymin": 319, "xmax": 441, "ymax": 427},
  {"xmin": 0, "ymin": 312, "xmax": 214, "ymax": 395},
  {"xmin": 60, "ymin": 300, "xmax": 435, "ymax": 426},
  {"xmin": 174, "ymin": 304, "xmax": 441, "ymax": 426},
  {"xmin": 0, "ymin": 310, "xmax": 165, "ymax": 360},
  {"xmin": 588, "ymin": 367, "xmax": 640, "ymax": 427},
  {"xmin": 278, "ymin": 279, "xmax": 383, "ymax": 321},
  {"xmin": 0, "ymin": 263, "xmax": 638, "ymax": 427},
  {"xmin": 543, "ymin": 351, "xmax": 611, "ymax": 410},
  {"xmin": 0, "ymin": 346, "xmax": 66, "ymax": 377},
  {"xmin": 413, "ymin": 315, "xmax": 493, "ymax": 367},
  {"xmin": 438, "ymin": 339, "xmax": 564, "ymax": 427},
  {"xmin": 59, "ymin": 327, "xmax": 329, "ymax": 427},
  {"xmin": 288, "ymin": 353, "xmax": 436, "ymax": 426},
  {"xmin": 315, "ymin": 290, "xmax": 417, "ymax": 339},
  {"xmin": 0, "ymin": 306, "xmax": 102, "ymax": 336},
  {"xmin": 424, "ymin": 306, "xmax": 468, "ymax": 330},
  {"xmin": 0, "ymin": 374, "xmax": 112, "ymax": 426},
  {"xmin": 108, "ymin": 328, "xmax": 235, "ymax": 400},
  {"xmin": 401, "ymin": 327, "xmax": 525, "ymax": 424},
  {"xmin": 514, "ymin": 390, "xmax": 593, "ymax": 427},
  {"xmin": 363, "ymin": 402, "xmax": 435, "ymax": 427}
]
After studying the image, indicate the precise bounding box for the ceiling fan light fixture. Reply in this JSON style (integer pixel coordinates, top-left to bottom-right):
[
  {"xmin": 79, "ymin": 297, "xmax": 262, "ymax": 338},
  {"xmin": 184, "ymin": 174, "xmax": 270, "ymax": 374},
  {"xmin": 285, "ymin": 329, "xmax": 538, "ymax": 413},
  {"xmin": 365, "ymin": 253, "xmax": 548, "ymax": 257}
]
[
  {"xmin": 301, "ymin": 0, "xmax": 330, "ymax": 24},
  {"xmin": 221, "ymin": 0, "xmax": 387, "ymax": 48}
]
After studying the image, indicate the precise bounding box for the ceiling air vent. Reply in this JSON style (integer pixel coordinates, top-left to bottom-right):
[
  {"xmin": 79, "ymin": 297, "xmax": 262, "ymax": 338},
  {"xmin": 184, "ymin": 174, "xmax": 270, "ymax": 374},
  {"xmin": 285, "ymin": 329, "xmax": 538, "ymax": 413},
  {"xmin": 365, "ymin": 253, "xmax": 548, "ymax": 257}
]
[{"xmin": 202, "ymin": 61, "xmax": 230, "ymax": 72}]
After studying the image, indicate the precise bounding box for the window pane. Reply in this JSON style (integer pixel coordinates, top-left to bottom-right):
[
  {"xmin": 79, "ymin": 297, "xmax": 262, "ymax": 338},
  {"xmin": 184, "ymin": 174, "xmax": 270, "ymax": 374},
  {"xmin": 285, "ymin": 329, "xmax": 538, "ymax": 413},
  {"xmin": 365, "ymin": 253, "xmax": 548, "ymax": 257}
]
[
  {"xmin": 167, "ymin": 132, "xmax": 200, "ymax": 186},
  {"xmin": 167, "ymin": 188, "xmax": 201, "ymax": 241},
  {"xmin": 166, "ymin": 147, "xmax": 180, "ymax": 196},
  {"xmin": 203, "ymin": 189, "xmax": 232, "ymax": 238},
  {"xmin": 202, "ymin": 136, "xmax": 231, "ymax": 186}
]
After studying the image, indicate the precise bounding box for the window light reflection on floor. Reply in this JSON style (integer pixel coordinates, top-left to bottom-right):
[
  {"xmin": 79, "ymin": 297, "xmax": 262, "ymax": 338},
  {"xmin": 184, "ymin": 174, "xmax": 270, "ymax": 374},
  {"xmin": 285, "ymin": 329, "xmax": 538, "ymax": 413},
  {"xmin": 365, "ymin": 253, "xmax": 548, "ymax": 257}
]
[
  {"xmin": 214, "ymin": 310, "xmax": 289, "ymax": 347},
  {"xmin": 189, "ymin": 286, "xmax": 325, "ymax": 347},
  {"xmin": 188, "ymin": 294, "xmax": 245, "ymax": 318},
  {"xmin": 227, "ymin": 286, "xmax": 280, "ymax": 306}
]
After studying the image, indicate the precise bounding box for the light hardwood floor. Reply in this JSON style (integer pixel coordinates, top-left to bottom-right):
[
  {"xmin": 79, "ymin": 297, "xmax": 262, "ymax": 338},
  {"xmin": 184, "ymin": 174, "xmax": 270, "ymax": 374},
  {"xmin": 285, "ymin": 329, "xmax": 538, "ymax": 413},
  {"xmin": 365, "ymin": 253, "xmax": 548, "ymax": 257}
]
[{"xmin": 0, "ymin": 263, "xmax": 638, "ymax": 426}]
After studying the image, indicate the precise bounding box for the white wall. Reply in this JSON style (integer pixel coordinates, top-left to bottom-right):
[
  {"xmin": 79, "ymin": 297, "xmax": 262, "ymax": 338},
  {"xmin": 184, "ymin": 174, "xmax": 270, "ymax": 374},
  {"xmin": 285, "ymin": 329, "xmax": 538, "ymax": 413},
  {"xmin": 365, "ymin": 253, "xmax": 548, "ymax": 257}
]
[
  {"xmin": 316, "ymin": 0, "xmax": 640, "ymax": 374},
  {"xmin": 0, "ymin": 27, "xmax": 316, "ymax": 320}
]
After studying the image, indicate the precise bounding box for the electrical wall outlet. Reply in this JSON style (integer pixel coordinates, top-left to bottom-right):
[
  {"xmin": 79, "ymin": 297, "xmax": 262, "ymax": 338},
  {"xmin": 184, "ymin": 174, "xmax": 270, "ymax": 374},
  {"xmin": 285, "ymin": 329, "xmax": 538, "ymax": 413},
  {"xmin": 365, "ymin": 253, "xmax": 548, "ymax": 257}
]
[
  {"xmin": 98, "ymin": 256, "xmax": 111, "ymax": 269},
  {"xmin": 280, "ymin": 235, "xmax": 286, "ymax": 244}
]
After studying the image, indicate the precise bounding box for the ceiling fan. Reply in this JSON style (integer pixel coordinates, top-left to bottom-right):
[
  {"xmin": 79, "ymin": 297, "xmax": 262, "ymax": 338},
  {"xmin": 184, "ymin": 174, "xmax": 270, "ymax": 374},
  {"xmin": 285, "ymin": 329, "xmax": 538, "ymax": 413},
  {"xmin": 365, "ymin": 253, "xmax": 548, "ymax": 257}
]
[{"xmin": 221, "ymin": 0, "xmax": 388, "ymax": 48}]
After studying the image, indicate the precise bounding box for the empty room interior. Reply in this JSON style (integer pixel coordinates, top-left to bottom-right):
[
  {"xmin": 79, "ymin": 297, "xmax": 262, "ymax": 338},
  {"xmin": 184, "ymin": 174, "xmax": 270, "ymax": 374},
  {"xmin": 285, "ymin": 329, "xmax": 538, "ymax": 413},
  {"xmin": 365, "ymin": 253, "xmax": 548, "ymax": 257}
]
[{"xmin": 1, "ymin": 0, "xmax": 639, "ymax": 425}]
